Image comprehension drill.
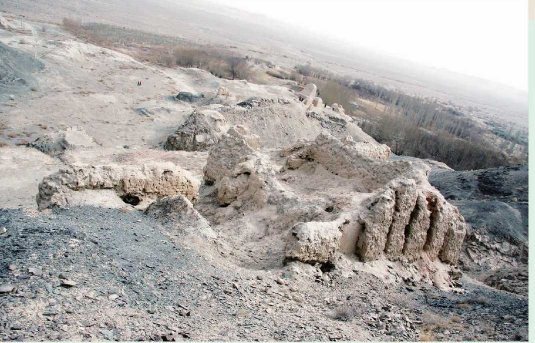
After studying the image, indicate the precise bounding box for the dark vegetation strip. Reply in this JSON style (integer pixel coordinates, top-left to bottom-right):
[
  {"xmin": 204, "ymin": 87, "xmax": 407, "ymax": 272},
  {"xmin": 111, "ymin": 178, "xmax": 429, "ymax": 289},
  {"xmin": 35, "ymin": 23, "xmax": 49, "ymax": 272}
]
[
  {"xmin": 291, "ymin": 64, "xmax": 519, "ymax": 171},
  {"xmin": 62, "ymin": 18, "xmax": 256, "ymax": 81}
]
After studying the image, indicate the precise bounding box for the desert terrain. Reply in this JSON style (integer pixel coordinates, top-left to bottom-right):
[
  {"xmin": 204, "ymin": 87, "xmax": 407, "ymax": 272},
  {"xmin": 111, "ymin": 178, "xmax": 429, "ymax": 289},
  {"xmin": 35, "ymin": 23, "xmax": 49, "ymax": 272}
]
[{"xmin": 0, "ymin": 1, "xmax": 529, "ymax": 341}]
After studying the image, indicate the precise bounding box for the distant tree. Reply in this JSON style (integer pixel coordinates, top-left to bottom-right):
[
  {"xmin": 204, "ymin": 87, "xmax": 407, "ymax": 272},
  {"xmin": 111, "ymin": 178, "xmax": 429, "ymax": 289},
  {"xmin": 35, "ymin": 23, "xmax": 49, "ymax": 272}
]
[{"xmin": 227, "ymin": 57, "xmax": 250, "ymax": 80}]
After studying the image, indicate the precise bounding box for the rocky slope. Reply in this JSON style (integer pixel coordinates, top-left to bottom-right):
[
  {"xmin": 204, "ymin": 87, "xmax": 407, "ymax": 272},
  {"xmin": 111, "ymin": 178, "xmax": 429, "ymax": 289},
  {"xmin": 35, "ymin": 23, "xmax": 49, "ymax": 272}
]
[
  {"xmin": 429, "ymin": 164, "xmax": 528, "ymax": 295},
  {"xmin": 0, "ymin": 207, "xmax": 528, "ymax": 341},
  {"xmin": 0, "ymin": 40, "xmax": 43, "ymax": 102}
]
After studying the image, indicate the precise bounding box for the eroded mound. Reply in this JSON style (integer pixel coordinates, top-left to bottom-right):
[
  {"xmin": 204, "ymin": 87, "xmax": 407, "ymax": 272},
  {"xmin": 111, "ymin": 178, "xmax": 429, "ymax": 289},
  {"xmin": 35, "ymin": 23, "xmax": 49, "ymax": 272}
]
[
  {"xmin": 145, "ymin": 195, "xmax": 216, "ymax": 240},
  {"xmin": 162, "ymin": 83, "xmax": 378, "ymax": 155}
]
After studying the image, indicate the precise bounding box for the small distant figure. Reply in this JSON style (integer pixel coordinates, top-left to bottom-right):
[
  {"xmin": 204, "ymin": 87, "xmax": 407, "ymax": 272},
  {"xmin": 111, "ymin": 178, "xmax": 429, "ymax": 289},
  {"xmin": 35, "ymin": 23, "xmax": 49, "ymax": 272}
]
[{"xmin": 137, "ymin": 81, "xmax": 142, "ymax": 86}]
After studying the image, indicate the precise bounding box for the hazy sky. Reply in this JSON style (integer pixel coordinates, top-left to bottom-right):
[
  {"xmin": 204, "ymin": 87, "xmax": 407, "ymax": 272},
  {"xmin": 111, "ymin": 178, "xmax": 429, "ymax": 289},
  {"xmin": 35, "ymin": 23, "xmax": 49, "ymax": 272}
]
[{"xmin": 211, "ymin": 0, "xmax": 528, "ymax": 91}]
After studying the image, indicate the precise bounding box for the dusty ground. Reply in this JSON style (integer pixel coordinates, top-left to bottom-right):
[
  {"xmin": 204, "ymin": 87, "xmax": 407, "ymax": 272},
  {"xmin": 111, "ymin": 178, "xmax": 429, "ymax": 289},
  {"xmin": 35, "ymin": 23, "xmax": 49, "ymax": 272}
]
[
  {"xmin": 0, "ymin": 207, "xmax": 528, "ymax": 341},
  {"xmin": 0, "ymin": 13, "xmax": 529, "ymax": 342}
]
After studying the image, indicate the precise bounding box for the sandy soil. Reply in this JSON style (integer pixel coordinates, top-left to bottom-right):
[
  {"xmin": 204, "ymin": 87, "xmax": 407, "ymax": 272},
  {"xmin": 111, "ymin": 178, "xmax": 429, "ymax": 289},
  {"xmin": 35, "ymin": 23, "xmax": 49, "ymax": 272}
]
[{"xmin": 0, "ymin": 14, "xmax": 529, "ymax": 342}]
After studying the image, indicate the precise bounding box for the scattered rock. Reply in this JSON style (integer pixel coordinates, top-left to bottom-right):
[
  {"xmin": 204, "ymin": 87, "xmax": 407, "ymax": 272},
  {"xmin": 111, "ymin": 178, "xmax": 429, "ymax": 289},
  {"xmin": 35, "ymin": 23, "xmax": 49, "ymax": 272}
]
[
  {"xmin": 28, "ymin": 267, "xmax": 42, "ymax": 276},
  {"xmin": 60, "ymin": 280, "xmax": 77, "ymax": 288},
  {"xmin": 136, "ymin": 107, "xmax": 152, "ymax": 116},
  {"xmin": 175, "ymin": 91, "xmax": 204, "ymax": 102},
  {"xmin": 483, "ymin": 267, "xmax": 528, "ymax": 295},
  {"xmin": 0, "ymin": 41, "xmax": 44, "ymax": 102},
  {"xmin": 429, "ymin": 164, "xmax": 528, "ymax": 272},
  {"xmin": 237, "ymin": 97, "xmax": 290, "ymax": 108},
  {"xmin": 0, "ymin": 284, "xmax": 15, "ymax": 293}
]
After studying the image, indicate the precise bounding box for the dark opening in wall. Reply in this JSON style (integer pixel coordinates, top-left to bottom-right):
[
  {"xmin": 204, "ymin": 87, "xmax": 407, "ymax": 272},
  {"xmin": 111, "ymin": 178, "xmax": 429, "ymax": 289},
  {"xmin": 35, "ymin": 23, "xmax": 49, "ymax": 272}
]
[
  {"xmin": 320, "ymin": 261, "xmax": 336, "ymax": 273},
  {"xmin": 121, "ymin": 194, "xmax": 141, "ymax": 206}
]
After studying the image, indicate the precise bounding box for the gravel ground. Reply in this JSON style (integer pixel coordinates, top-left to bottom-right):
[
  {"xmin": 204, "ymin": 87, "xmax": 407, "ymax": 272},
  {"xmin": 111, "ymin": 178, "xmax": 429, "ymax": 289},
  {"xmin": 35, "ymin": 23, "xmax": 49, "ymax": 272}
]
[
  {"xmin": 0, "ymin": 40, "xmax": 44, "ymax": 102},
  {"xmin": 0, "ymin": 207, "xmax": 528, "ymax": 341},
  {"xmin": 0, "ymin": 207, "xmax": 373, "ymax": 341}
]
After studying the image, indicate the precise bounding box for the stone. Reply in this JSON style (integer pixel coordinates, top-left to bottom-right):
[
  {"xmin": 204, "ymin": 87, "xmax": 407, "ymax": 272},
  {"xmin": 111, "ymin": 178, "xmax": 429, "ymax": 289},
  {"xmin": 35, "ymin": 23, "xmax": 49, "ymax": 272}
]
[
  {"xmin": 28, "ymin": 267, "xmax": 42, "ymax": 276},
  {"xmin": 175, "ymin": 91, "xmax": 204, "ymax": 102},
  {"xmin": 0, "ymin": 284, "xmax": 15, "ymax": 293},
  {"xmin": 136, "ymin": 107, "xmax": 152, "ymax": 116},
  {"xmin": 29, "ymin": 126, "xmax": 98, "ymax": 156},
  {"xmin": 285, "ymin": 221, "xmax": 344, "ymax": 263},
  {"xmin": 483, "ymin": 267, "xmax": 528, "ymax": 295},
  {"xmin": 164, "ymin": 110, "xmax": 229, "ymax": 151},
  {"xmin": 100, "ymin": 329, "xmax": 114, "ymax": 340},
  {"xmin": 60, "ymin": 280, "xmax": 77, "ymax": 287},
  {"xmin": 203, "ymin": 126, "xmax": 260, "ymax": 184}
]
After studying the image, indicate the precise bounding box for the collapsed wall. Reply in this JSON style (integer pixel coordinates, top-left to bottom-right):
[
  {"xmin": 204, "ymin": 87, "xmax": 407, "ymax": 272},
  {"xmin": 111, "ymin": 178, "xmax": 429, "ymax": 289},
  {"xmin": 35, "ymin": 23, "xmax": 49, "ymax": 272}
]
[
  {"xmin": 37, "ymin": 163, "xmax": 199, "ymax": 210},
  {"xmin": 203, "ymin": 128, "xmax": 466, "ymax": 267},
  {"xmin": 356, "ymin": 179, "xmax": 466, "ymax": 264},
  {"xmin": 281, "ymin": 133, "xmax": 466, "ymax": 265}
]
